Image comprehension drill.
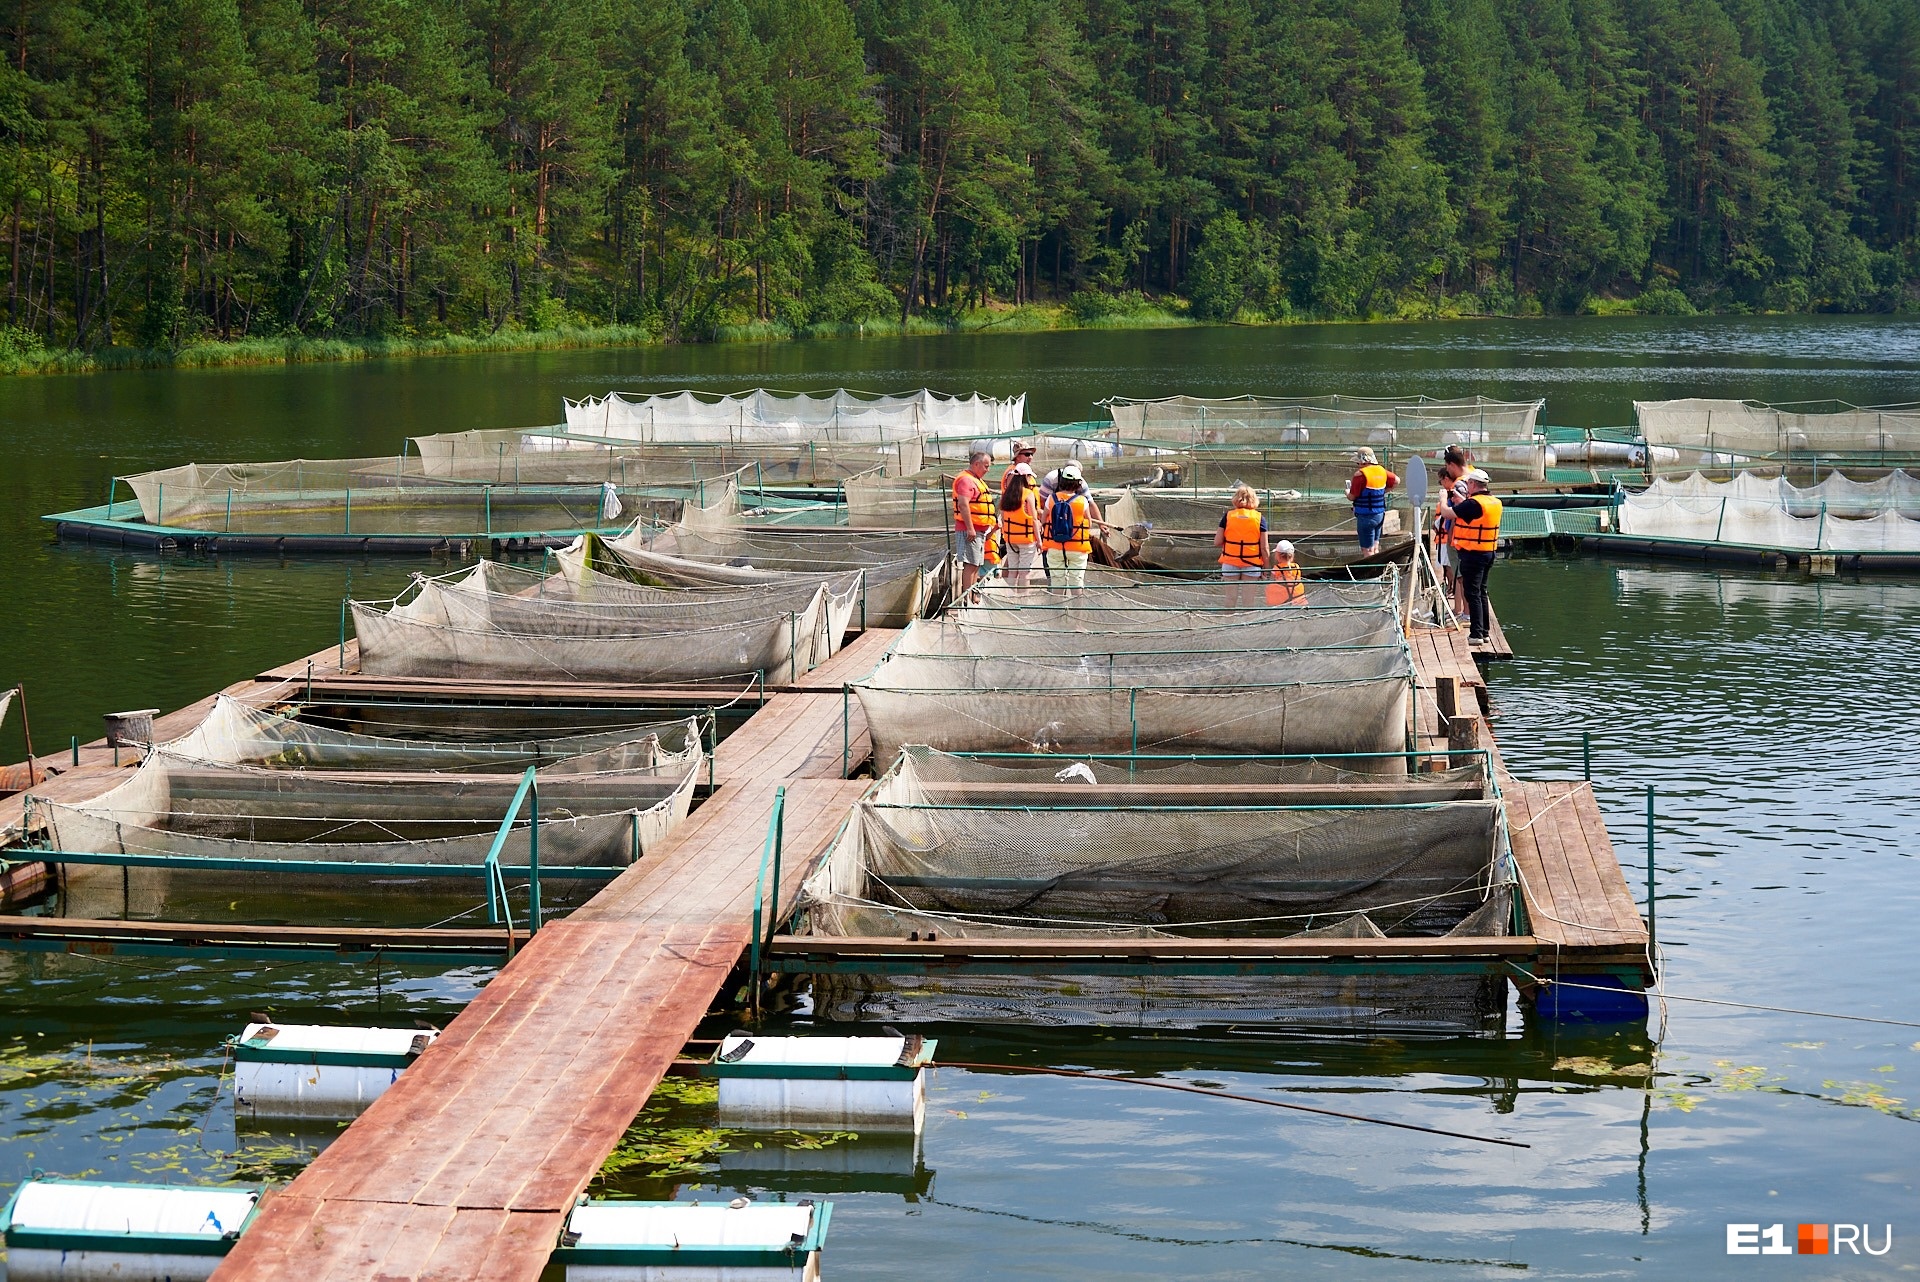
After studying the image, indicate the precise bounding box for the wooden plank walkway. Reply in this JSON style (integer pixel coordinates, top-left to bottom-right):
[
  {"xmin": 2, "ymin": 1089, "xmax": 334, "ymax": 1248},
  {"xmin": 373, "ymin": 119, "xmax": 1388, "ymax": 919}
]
[
  {"xmin": 1504, "ymin": 780, "xmax": 1648, "ymax": 959},
  {"xmin": 212, "ymin": 634, "xmax": 886, "ymax": 1281}
]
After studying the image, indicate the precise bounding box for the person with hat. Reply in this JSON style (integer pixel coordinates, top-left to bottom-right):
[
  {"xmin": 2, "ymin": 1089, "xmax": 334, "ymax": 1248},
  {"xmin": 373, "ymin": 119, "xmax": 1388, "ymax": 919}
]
[
  {"xmin": 1040, "ymin": 461, "xmax": 1100, "ymax": 594},
  {"xmin": 1345, "ymin": 446, "xmax": 1400, "ymax": 557},
  {"xmin": 1266, "ymin": 539, "xmax": 1306, "ymax": 605},
  {"xmin": 1001, "ymin": 440, "xmax": 1039, "ymax": 496},
  {"xmin": 1449, "ymin": 468, "xmax": 1503, "ymax": 644},
  {"xmin": 952, "ymin": 449, "xmax": 997, "ymax": 594}
]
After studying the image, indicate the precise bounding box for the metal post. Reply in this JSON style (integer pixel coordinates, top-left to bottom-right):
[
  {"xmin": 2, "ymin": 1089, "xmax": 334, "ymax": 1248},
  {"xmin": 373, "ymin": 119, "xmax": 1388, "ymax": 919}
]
[
  {"xmin": 1582, "ymin": 731, "xmax": 1591, "ymax": 782},
  {"xmin": 338, "ymin": 599, "xmax": 348, "ymax": 670},
  {"xmin": 766, "ymin": 786, "xmax": 786, "ymax": 947},
  {"xmin": 528, "ymin": 778, "xmax": 542, "ymax": 933},
  {"xmin": 485, "ymin": 486, "xmax": 492, "ymax": 538},
  {"xmin": 345, "ymin": 486, "xmax": 352, "ymax": 535},
  {"xmin": 157, "ymin": 481, "xmax": 164, "ymax": 527},
  {"xmin": 843, "ymin": 685, "xmax": 850, "ymax": 778},
  {"xmin": 1645, "ymin": 785, "xmax": 1656, "ymax": 948},
  {"xmin": 225, "ymin": 488, "xmax": 233, "ymax": 531},
  {"xmin": 630, "ymin": 811, "xmax": 640, "ymax": 865},
  {"xmin": 70, "ymin": 735, "xmax": 78, "ymax": 767}
]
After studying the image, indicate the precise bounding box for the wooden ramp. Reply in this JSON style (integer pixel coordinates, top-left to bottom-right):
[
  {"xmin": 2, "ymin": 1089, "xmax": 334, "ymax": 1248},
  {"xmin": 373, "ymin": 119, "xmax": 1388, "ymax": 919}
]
[
  {"xmin": 211, "ymin": 640, "xmax": 893, "ymax": 1282},
  {"xmin": 1504, "ymin": 780, "xmax": 1648, "ymax": 963}
]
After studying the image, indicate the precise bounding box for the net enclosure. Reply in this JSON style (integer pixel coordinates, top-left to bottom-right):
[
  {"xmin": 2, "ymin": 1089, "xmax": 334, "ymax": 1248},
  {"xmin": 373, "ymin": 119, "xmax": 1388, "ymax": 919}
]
[
  {"xmin": 563, "ymin": 521, "xmax": 951, "ymax": 627},
  {"xmin": 1102, "ymin": 394, "xmax": 1543, "ymax": 448},
  {"xmin": 35, "ymin": 734, "xmax": 701, "ymax": 873},
  {"xmin": 1635, "ymin": 399, "xmax": 1920, "ymax": 461},
  {"xmin": 853, "ymin": 642, "xmax": 1414, "ymax": 762},
  {"xmin": 1615, "ymin": 471, "xmax": 1920, "ymax": 553},
  {"xmin": 797, "ymin": 747, "xmax": 1512, "ymax": 941},
  {"xmin": 352, "ymin": 560, "xmax": 859, "ymax": 683},
  {"xmin": 562, "ymin": 387, "xmax": 1025, "ymax": 443},
  {"xmin": 415, "ymin": 426, "xmax": 926, "ymax": 486},
  {"xmin": 892, "ymin": 602, "xmax": 1405, "ymax": 659},
  {"xmin": 165, "ymin": 694, "xmax": 706, "ymax": 772},
  {"xmin": 965, "ymin": 573, "xmax": 1400, "ymax": 613}
]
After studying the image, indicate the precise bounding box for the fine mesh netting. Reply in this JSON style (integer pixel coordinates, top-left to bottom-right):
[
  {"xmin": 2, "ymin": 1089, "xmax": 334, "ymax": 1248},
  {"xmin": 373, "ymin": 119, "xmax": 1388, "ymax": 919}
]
[
  {"xmin": 842, "ymin": 457, "xmax": 1157, "ymax": 529},
  {"xmin": 799, "ymin": 748, "xmax": 1510, "ymax": 939},
  {"xmin": 569, "ymin": 523, "xmax": 951, "ymax": 626},
  {"xmin": 1616, "ymin": 472, "xmax": 1920, "ymax": 552},
  {"xmin": 968, "ymin": 573, "xmax": 1399, "ymax": 612},
  {"xmin": 1103, "ymin": 395, "xmax": 1543, "ymax": 448},
  {"xmin": 164, "ymin": 694, "xmax": 705, "ymax": 773},
  {"xmin": 854, "ymin": 646, "xmax": 1413, "ymax": 761},
  {"xmin": 892, "ymin": 604, "xmax": 1404, "ymax": 659},
  {"xmin": 119, "ymin": 453, "xmax": 702, "ymax": 531},
  {"xmin": 1102, "ymin": 488, "xmax": 1367, "ymax": 532},
  {"xmin": 414, "ymin": 427, "xmax": 925, "ymax": 486},
  {"xmin": 37, "ymin": 740, "xmax": 700, "ymax": 870},
  {"xmin": 562, "ymin": 388, "xmax": 1024, "ymax": 443},
  {"xmin": 1635, "ymin": 398, "xmax": 1920, "ymax": 458},
  {"xmin": 352, "ymin": 560, "xmax": 857, "ymax": 683}
]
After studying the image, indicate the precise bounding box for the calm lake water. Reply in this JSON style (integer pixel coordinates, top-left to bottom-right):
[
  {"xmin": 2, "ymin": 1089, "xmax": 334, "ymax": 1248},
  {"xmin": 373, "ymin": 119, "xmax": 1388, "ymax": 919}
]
[{"xmin": 0, "ymin": 316, "xmax": 1915, "ymax": 1278}]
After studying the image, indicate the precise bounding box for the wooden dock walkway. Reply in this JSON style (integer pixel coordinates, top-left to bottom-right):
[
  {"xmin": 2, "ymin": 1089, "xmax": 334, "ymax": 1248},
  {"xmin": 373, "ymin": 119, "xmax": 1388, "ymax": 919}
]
[{"xmin": 208, "ymin": 632, "xmax": 898, "ymax": 1282}]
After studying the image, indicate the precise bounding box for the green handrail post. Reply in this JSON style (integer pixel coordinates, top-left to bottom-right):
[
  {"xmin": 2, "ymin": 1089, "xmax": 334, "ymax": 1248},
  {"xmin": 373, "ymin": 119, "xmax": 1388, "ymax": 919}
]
[
  {"xmin": 338, "ymin": 599, "xmax": 348, "ymax": 670},
  {"xmin": 345, "ymin": 486, "xmax": 352, "ymax": 535},
  {"xmin": 748, "ymin": 786, "xmax": 788, "ymax": 1005},
  {"xmin": 842, "ymin": 684, "xmax": 850, "ymax": 778},
  {"xmin": 156, "ymin": 481, "xmax": 164, "ymax": 527},
  {"xmin": 528, "ymin": 773, "xmax": 541, "ymax": 932},
  {"xmin": 69, "ymin": 736, "xmax": 77, "ymax": 767},
  {"xmin": 1583, "ymin": 731, "xmax": 1591, "ymax": 781},
  {"xmin": 225, "ymin": 488, "xmax": 233, "ymax": 532},
  {"xmin": 1645, "ymin": 784, "xmax": 1656, "ymax": 948},
  {"xmin": 767, "ymin": 787, "xmax": 787, "ymax": 949},
  {"xmin": 485, "ymin": 486, "xmax": 493, "ymax": 538}
]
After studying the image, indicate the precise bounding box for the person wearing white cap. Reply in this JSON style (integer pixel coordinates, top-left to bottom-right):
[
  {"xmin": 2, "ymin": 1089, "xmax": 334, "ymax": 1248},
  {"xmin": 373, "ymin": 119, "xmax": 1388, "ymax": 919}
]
[
  {"xmin": 1346, "ymin": 446, "xmax": 1400, "ymax": 557},
  {"xmin": 1449, "ymin": 468, "xmax": 1503, "ymax": 643},
  {"xmin": 1040, "ymin": 461, "xmax": 1101, "ymax": 594},
  {"xmin": 1266, "ymin": 538, "xmax": 1305, "ymax": 605},
  {"xmin": 997, "ymin": 461, "xmax": 1043, "ymax": 589}
]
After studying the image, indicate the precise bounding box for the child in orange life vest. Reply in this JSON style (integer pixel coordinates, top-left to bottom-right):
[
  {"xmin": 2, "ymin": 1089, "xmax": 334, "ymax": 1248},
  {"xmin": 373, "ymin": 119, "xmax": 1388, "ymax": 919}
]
[
  {"xmin": 1266, "ymin": 539, "xmax": 1306, "ymax": 605},
  {"xmin": 1213, "ymin": 483, "xmax": 1271, "ymax": 608}
]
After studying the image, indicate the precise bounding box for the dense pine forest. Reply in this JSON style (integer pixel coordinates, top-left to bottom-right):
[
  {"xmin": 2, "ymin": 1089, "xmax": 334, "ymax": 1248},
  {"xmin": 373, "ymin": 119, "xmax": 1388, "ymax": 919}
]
[{"xmin": 1, "ymin": 0, "xmax": 1916, "ymax": 358}]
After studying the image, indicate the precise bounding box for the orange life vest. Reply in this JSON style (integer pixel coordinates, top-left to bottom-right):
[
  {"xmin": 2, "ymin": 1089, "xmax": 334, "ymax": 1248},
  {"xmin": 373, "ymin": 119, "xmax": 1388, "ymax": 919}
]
[
  {"xmin": 953, "ymin": 473, "xmax": 996, "ymax": 533},
  {"xmin": 1451, "ymin": 495, "xmax": 1502, "ymax": 553},
  {"xmin": 1220, "ymin": 507, "xmax": 1265, "ymax": 568},
  {"xmin": 1043, "ymin": 493, "xmax": 1092, "ymax": 554},
  {"xmin": 1001, "ymin": 494, "xmax": 1039, "ymax": 546},
  {"xmin": 1266, "ymin": 562, "xmax": 1305, "ymax": 605}
]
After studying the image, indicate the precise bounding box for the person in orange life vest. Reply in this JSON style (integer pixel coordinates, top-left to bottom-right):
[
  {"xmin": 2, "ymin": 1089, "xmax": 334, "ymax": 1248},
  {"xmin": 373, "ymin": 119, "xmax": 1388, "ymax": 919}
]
[
  {"xmin": 1450, "ymin": 469, "xmax": 1503, "ymax": 643},
  {"xmin": 1434, "ymin": 445, "xmax": 1472, "ymax": 622},
  {"xmin": 1266, "ymin": 539, "xmax": 1306, "ymax": 605},
  {"xmin": 1346, "ymin": 447, "xmax": 1400, "ymax": 557},
  {"xmin": 952, "ymin": 450, "xmax": 996, "ymax": 594},
  {"xmin": 1000, "ymin": 440, "xmax": 1039, "ymax": 496},
  {"xmin": 1213, "ymin": 483, "xmax": 1271, "ymax": 608},
  {"xmin": 1040, "ymin": 462, "xmax": 1100, "ymax": 594},
  {"xmin": 998, "ymin": 463, "xmax": 1043, "ymax": 590}
]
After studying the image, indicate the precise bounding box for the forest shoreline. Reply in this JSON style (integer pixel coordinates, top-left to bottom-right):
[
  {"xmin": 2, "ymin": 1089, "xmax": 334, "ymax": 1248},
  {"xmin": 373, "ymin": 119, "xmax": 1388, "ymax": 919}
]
[{"xmin": 0, "ymin": 295, "xmax": 1903, "ymax": 380}]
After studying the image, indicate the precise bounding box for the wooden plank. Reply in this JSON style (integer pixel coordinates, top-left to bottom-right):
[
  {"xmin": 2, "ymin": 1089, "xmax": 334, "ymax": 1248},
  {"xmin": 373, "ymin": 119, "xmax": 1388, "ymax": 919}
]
[{"xmin": 0, "ymin": 915, "xmax": 511, "ymax": 952}]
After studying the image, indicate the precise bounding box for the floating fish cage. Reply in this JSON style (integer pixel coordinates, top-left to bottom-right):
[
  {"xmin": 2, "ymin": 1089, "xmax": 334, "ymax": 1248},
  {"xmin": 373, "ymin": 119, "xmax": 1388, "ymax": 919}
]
[
  {"xmin": 709, "ymin": 1034, "xmax": 935, "ymax": 1134},
  {"xmin": 232, "ymin": 1022, "xmax": 438, "ymax": 1121},
  {"xmin": 789, "ymin": 747, "xmax": 1515, "ymax": 1032},
  {"xmin": 555, "ymin": 1198, "xmax": 832, "ymax": 1281},
  {"xmin": 2, "ymin": 1179, "xmax": 260, "ymax": 1282}
]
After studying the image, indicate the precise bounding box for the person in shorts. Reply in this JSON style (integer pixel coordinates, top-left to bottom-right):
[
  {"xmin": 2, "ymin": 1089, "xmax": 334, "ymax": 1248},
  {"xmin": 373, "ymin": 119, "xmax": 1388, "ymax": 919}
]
[
  {"xmin": 952, "ymin": 450, "xmax": 995, "ymax": 593},
  {"xmin": 1213, "ymin": 482, "xmax": 1271, "ymax": 607}
]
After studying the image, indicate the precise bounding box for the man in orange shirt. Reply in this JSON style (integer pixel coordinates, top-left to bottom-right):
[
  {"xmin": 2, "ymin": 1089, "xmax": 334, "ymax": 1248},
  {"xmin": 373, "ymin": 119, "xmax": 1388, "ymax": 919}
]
[{"xmin": 952, "ymin": 449, "xmax": 996, "ymax": 593}]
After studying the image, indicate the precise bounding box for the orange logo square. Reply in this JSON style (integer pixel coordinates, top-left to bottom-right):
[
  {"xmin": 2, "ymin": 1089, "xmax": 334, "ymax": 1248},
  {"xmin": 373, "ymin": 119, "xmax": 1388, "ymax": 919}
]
[{"xmin": 1798, "ymin": 1224, "xmax": 1829, "ymax": 1255}]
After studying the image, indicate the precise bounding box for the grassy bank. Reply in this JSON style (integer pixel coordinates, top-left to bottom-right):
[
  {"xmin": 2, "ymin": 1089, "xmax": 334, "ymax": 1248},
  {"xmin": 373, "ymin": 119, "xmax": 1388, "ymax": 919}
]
[
  {"xmin": 0, "ymin": 298, "xmax": 1195, "ymax": 378},
  {"xmin": 0, "ymin": 324, "xmax": 660, "ymax": 377}
]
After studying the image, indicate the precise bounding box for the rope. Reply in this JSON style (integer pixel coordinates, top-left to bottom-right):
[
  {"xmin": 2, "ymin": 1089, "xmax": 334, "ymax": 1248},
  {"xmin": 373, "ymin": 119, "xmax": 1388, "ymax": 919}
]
[
  {"xmin": 932, "ymin": 1061, "xmax": 1528, "ymax": 1148},
  {"xmin": 1518, "ymin": 971, "xmax": 1920, "ymax": 1029}
]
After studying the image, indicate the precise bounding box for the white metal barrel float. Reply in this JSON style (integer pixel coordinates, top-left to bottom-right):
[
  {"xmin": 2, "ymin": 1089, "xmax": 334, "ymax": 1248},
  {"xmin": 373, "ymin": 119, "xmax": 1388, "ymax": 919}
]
[
  {"xmin": 2, "ymin": 1178, "xmax": 260, "ymax": 1282},
  {"xmin": 709, "ymin": 1034, "xmax": 935, "ymax": 1134},
  {"xmin": 231, "ymin": 1021, "xmax": 438, "ymax": 1121},
  {"xmin": 554, "ymin": 1198, "xmax": 832, "ymax": 1281}
]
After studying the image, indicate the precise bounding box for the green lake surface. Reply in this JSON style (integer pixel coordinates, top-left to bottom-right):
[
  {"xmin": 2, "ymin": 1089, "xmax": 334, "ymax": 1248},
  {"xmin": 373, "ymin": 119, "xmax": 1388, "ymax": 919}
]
[{"xmin": 0, "ymin": 315, "xmax": 1915, "ymax": 1277}]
